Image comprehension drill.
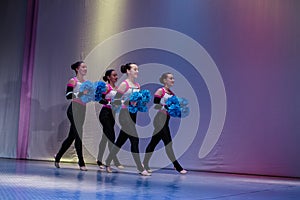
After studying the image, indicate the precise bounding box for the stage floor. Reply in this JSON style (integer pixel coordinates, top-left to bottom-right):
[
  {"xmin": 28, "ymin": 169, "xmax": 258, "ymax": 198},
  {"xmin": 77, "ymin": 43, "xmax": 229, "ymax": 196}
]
[{"xmin": 0, "ymin": 158, "xmax": 299, "ymax": 199}]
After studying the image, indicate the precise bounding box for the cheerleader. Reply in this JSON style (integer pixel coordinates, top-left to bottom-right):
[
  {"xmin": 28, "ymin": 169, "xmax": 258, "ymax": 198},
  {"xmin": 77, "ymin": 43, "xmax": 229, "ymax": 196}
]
[
  {"xmin": 143, "ymin": 72, "xmax": 187, "ymax": 174},
  {"xmin": 105, "ymin": 63, "xmax": 151, "ymax": 176},
  {"xmin": 54, "ymin": 61, "xmax": 88, "ymax": 171},
  {"xmin": 96, "ymin": 69, "xmax": 124, "ymax": 170}
]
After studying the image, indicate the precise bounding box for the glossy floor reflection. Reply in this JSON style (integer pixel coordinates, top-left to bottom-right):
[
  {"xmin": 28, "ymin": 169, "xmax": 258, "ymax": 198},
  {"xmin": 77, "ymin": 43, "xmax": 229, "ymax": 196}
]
[{"xmin": 0, "ymin": 158, "xmax": 300, "ymax": 199}]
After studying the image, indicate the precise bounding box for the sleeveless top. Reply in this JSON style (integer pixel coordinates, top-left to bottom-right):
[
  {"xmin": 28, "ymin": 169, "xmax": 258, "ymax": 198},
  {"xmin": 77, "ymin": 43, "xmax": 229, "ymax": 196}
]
[
  {"xmin": 117, "ymin": 80, "xmax": 140, "ymax": 108},
  {"xmin": 155, "ymin": 87, "xmax": 174, "ymax": 113},
  {"xmin": 67, "ymin": 77, "xmax": 86, "ymax": 105},
  {"xmin": 104, "ymin": 83, "xmax": 117, "ymax": 101},
  {"xmin": 102, "ymin": 83, "xmax": 117, "ymax": 108}
]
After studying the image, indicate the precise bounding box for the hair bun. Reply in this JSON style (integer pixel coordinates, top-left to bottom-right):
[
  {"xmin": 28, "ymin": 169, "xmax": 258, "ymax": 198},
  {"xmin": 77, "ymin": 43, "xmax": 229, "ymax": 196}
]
[
  {"xmin": 103, "ymin": 76, "xmax": 108, "ymax": 82},
  {"xmin": 71, "ymin": 61, "xmax": 84, "ymax": 71},
  {"xmin": 71, "ymin": 63, "xmax": 77, "ymax": 70},
  {"xmin": 159, "ymin": 77, "xmax": 164, "ymax": 84},
  {"xmin": 120, "ymin": 64, "xmax": 127, "ymax": 73},
  {"xmin": 120, "ymin": 63, "xmax": 136, "ymax": 73}
]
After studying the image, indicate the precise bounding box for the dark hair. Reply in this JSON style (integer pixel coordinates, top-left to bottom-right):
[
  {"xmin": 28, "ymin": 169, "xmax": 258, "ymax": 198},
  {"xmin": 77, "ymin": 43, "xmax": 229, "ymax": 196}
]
[
  {"xmin": 103, "ymin": 69, "xmax": 115, "ymax": 82},
  {"xmin": 120, "ymin": 63, "xmax": 136, "ymax": 74},
  {"xmin": 71, "ymin": 61, "xmax": 84, "ymax": 74},
  {"xmin": 159, "ymin": 72, "xmax": 172, "ymax": 84}
]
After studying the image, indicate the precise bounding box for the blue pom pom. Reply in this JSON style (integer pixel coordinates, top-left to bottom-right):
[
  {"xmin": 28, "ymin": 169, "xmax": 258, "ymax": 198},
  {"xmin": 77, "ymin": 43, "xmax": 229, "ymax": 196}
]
[
  {"xmin": 179, "ymin": 98, "xmax": 188, "ymax": 106},
  {"xmin": 138, "ymin": 103, "xmax": 148, "ymax": 112},
  {"xmin": 137, "ymin": 89, "xmax": 151, "ymax": 112},
  {"xmin": 180, "ymin": 106, "xmax": 190, "ymax": 118},
  {"xmin": 129, "ymin": 91, "xmax": 142, "ymax": 102},
  {"xmin": 128, "ymin": 104, "xmax": 139, "ymax": 113},
  {"xmin": 166, "ymin": 96, "xmax": 189, "ymax": 118},
  {"xmin": 79, "ymin": 80, "xmax": 94, "ymax": 92},
  {"xmin": 128, "ymin": 89, "xmax": 152, "ymax": 113},
  {"xmin": 79, "ymin": 81, "xmax": 95, "ymax": 103},
  {"xmin": 94, "ymin": 81, "xmax": 107, "ymax": 101},
  {"xmin": 178, "ymin": 97, "xmax": 189, "ymax": 117},
  {"xmin": 128, "ymin": 92, "xmax": 140, "ymax": 113},
  {"xmin": 140, "ymin": 90, "xmax": 151, "ymax": 103}
]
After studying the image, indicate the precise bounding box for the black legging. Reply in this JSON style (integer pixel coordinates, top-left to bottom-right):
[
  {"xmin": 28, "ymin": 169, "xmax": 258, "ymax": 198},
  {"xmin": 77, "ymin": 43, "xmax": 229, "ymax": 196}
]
[
  {"xmin": 143, "ymin": 111, "xmax": 183, "ymax": 172},
  {"xmin": 106, "ymin": 108, "xmax": 144, "ymax": 172},
  {"xmin": 97, "ymin": 107, "xmax": 120, "ymax": 166},
  {"xmin": 55, "ymin": 102, "xmax": 86, "ymax": 167}
]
